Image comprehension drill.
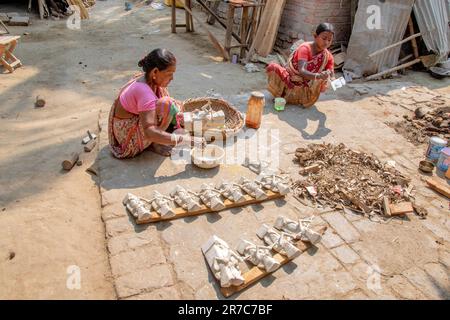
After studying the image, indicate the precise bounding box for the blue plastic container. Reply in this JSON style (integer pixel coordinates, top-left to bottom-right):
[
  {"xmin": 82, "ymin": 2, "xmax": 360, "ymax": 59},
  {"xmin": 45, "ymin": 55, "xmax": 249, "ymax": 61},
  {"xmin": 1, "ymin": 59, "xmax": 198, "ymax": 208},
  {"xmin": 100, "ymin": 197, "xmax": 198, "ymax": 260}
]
[{"xmin": 437, "ymin": 147, "xmax": 450, "ymax": 172}]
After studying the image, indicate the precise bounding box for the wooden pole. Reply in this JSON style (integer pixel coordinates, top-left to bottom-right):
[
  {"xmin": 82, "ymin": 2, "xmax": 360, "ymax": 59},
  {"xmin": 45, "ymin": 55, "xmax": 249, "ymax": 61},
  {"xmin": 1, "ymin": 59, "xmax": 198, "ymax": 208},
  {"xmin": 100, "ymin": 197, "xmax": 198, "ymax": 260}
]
[
  {"xmin": 368, "ymin": 33, "xmax": 421, "ymax": 58},
  {"xmin": 224, "ymin": 4, "xmax": 235, "ymax": 59},
  {"xmin": 365, "ymin": 58, "xmax": 421, "ymax": 80},
  {"xmin": 38, "ymin": 0, "xmax": 44, "ymax": 19},
  {"xmin": 408, "ymin": 17, "xmax": 419, "ymax": 58},
  {"xmin": 171, "ymin": 0, "xmax": 176, "ymax": 33},
  {"xmin": 207, "ymin": 0, "xmax": 220, "ymax": 25}
]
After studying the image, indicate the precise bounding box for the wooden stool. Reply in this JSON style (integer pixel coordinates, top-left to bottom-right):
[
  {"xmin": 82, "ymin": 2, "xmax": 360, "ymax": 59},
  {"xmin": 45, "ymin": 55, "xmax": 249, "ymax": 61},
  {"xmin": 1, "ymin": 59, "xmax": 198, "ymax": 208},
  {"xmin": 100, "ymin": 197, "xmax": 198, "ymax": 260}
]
[
  {"xmin": 171, "ymin": 0, "xmax": 194, "ymax": 33},
  {"xmin": 224, "ymin": 0, "xmax": 263, "ymax": 61},
  {"xmin": 0, "ymin": 35, "xmax": 22, "ymax": 73}
]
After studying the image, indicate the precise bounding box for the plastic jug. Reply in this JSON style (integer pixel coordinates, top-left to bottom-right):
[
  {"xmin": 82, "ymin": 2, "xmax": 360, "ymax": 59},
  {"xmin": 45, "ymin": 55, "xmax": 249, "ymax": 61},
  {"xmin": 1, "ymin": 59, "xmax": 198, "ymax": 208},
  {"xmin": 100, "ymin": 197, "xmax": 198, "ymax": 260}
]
[{"xmin": 245, "ymin": 91, "xmax": 265, "ymax": 129}]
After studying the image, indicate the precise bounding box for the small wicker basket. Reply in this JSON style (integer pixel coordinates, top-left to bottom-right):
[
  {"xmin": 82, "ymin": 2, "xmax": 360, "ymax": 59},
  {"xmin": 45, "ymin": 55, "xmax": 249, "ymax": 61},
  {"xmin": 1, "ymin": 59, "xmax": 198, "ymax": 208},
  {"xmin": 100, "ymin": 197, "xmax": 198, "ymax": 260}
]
[{"xmin": 182, "ymin": 97, "xmax": 245, "ymax": 141}]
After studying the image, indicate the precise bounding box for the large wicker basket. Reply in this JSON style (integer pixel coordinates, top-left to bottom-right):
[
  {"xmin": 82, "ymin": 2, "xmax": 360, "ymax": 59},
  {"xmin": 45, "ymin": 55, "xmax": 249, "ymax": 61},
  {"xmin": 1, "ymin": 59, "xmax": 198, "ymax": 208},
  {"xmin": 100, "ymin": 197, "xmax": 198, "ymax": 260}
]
[{"xmin": 182, "ymin": 97, "xmax": 245, "ymax": 141}]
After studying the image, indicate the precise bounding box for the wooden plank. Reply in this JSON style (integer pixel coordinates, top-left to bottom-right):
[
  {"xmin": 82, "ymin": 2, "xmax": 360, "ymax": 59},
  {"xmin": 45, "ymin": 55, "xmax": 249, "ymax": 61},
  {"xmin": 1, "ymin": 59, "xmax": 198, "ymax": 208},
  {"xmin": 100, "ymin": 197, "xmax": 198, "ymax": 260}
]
[
  {"xmin": 389, "ymin": 202, "xmax": 413, "ymax": 216},
  {"xmin": 136, "ymin": 190, "xmax": 285, "ymax": 224},
  {"xmin": 426, "ymin": 177, "xmax": 450, "ymax": 199},
  {"xmin": 251, "ymin": 0, "xmax": 286, "ymax": 57},
  {"xmin": 220, "ymin": 226, "xmax": 327, "ymax": 297}
]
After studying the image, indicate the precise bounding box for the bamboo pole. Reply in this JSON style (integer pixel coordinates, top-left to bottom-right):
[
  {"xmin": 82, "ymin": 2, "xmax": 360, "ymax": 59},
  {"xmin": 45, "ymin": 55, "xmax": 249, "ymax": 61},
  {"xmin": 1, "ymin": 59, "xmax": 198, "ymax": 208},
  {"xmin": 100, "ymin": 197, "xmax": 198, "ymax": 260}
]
[
  {"xmin": 368, "ymin": 33, "xmax": 421, "ymax": 58},
  {"xmin": 365, "ymin": 58, "xmax": 422, "ymax": 80}
]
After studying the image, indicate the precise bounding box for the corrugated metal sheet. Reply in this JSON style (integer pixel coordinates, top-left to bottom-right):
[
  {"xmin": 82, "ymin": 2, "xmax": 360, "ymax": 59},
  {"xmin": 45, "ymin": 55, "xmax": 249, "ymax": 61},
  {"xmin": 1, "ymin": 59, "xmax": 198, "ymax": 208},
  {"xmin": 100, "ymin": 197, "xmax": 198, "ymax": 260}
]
[
  {"xmin": 343, "ymin": 0, "xmax": 415, "ymax": 78},
  {"xmin": 414, "ymin": 0, "xmax": 450, "ymax": 62}
]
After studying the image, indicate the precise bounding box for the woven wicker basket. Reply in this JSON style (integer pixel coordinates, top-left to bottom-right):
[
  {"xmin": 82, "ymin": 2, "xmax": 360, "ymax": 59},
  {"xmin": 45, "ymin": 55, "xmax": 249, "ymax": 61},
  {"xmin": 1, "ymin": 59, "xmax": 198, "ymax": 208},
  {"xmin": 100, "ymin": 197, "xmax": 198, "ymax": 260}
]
[{"xmin": 182, "ymin": 97, "xmax": 245, "ymax": 141}]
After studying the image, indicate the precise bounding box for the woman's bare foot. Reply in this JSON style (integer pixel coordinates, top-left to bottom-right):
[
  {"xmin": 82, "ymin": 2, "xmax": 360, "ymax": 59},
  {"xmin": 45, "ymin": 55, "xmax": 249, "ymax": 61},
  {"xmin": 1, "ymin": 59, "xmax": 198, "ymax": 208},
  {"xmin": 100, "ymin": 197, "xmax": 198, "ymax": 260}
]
[{"xmin": 149, "ymin": 143, "xmax": 173, "ymax": 157}]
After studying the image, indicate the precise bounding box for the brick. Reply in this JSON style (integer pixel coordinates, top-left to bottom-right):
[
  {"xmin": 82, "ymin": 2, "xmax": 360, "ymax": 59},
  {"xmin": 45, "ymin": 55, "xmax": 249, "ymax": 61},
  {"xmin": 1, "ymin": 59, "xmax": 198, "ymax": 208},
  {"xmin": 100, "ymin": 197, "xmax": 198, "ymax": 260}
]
[
  {"xmin": 115, "ymin": 264, "xmax": 174, "ymax": 299},
  {"xmin": 389, "ymin": 202, "xmax": 414, "ymax": 215},
  {"xmin": 110, "ymin": 245, "xmax": 166, "ymax": 277},
  {"xmin": 322, "ymin": 211, "xmax": 360, "ymax": 243},
  {"xmin": 332, "ymin": 245, "xmax": 361, "ymax": 265}
]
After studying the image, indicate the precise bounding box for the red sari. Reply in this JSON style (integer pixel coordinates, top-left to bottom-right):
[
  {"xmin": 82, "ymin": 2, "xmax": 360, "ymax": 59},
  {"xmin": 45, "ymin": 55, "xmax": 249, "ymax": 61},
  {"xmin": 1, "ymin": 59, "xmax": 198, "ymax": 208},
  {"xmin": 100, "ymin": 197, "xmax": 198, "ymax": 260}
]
[{"xmin": 266, "ymin": 42, "xmax": 334, "ymax": 107}]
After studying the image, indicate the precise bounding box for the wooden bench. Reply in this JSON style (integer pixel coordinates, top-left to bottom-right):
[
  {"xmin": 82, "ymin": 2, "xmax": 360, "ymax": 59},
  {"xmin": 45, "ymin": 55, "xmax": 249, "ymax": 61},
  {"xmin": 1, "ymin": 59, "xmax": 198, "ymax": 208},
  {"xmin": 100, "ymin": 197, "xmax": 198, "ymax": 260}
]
[
  {"xmin": 171, "ymin": 0, "xmax": 264, "ymax": 61},
  {"xmin": 0, "ymin": 35, "xmax": 22, "ymax": 73}
]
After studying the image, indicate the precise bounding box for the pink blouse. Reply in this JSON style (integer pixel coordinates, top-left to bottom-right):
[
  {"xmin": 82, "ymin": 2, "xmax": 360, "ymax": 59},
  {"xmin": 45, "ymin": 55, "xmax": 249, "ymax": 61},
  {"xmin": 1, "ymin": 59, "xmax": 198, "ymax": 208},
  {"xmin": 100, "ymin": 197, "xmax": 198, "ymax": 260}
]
[{"xmin": 119, "ymin": 80, "xmax": 159, "ymax": 114}]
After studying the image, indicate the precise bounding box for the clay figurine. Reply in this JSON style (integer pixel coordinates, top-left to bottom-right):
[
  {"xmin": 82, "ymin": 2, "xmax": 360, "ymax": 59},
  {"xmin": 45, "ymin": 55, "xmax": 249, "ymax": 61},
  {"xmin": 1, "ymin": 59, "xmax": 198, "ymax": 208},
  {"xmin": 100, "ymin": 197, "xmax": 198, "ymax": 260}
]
[
  {"xmin": 199, "ymin": 183, "xmax": 226, "ymax": 211},
  {"xmin": 238, "ymin": 177, "xmax": 268, "ymax": 200},
  {"xmin": 216, "ymin": 181, "xmax": 247, "ymax": 203},
  {"xmin": 147, "ymin": 191, "xmax": 176, "ymax": 218},
  {"xmin": 236, "ymin": 239, "xmax": 280, "ymax": 273},
  {"xmin": 122, "ymin": 193, "xmax": 151, "ymax": 221},
  {"xmin": 183, "ymin": 101, "xmax": 225, "ymax": 132},
  {"xmin": 256, "ymin": 173, "xmax": 290, "ymax": 195},
  {"xmin": 170, "ymin": 185, "xmax": 202, "ymax": 212},
  {"xmin": 274, "ymin": 216, "xmax": 322, "ymax": 244},
  {"xmin": 256, "ymin": 224, "xmax": 300, "ymax": 259},
  {"xmin": 202, "ymin": 235, "xmax": 245, "ymax": 288}
]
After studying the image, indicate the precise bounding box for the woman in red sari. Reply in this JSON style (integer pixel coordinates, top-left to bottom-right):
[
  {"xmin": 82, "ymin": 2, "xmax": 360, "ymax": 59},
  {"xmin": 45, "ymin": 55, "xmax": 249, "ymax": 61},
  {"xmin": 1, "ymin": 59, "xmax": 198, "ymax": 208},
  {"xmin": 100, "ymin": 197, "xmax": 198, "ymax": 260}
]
[{"xmin": 267, "ymin": 23, "xmax": 335, "ymax": 107}]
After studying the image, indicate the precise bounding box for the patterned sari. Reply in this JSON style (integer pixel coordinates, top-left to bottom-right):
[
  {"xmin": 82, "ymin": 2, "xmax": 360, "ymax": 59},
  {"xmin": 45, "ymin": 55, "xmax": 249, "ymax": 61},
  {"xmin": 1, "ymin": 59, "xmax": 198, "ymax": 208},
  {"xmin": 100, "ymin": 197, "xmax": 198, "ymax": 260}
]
[
  {"xmin": 266, "ymin": 43, "xmax": 332, "ymax": 107},
  {"xmin": 108, "ymin": 76, "xmax": 179, "ymax": 159}
]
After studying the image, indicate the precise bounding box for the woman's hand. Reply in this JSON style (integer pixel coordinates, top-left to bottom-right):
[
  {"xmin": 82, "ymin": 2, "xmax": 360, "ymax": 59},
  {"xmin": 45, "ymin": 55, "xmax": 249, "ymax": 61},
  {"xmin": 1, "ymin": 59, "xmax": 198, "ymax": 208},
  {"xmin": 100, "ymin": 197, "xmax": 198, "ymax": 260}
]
[{"xmin": 316, "ymin": 70, "xmax": 331, "ymax": 81}]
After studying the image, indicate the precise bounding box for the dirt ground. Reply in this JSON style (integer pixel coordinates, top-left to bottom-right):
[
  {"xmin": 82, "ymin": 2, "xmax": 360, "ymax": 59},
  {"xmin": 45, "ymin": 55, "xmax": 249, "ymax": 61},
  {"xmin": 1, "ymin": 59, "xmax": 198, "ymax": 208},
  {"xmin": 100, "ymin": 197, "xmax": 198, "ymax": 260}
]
[{"xmin": 0, "ymin": 1, "xmax": 449, "ymax": 300}]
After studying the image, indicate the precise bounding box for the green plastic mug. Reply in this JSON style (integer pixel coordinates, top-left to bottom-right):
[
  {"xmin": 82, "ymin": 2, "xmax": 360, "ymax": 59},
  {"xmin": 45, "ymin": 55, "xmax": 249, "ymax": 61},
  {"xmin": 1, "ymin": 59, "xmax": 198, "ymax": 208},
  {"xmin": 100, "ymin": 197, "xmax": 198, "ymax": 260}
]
[{"xmin": 274, "ymin": 97, "xmax": 286, "ymax": 111}]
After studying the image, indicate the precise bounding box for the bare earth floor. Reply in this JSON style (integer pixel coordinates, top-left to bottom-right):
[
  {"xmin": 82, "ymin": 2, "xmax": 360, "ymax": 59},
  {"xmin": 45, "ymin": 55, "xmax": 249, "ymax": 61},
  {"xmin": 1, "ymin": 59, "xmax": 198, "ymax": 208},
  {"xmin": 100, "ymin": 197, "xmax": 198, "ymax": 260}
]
[{"xmin": 0, "ymin": 1, "xmax": 449, "ymax": 299}]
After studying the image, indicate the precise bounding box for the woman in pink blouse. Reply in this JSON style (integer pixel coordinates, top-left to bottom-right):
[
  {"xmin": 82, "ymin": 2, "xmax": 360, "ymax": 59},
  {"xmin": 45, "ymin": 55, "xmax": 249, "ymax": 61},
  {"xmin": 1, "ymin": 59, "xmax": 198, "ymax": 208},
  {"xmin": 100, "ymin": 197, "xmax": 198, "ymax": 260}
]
[{"xmin": 108, "ymin": 48, "xmax": 205, "ymax": 158}]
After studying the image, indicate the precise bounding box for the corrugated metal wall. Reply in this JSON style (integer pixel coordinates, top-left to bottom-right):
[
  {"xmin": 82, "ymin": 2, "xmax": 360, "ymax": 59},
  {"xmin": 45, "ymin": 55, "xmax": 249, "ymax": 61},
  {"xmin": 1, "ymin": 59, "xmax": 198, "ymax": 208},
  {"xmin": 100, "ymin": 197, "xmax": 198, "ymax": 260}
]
[
  {"xmin": 414, "ymin": 0, "xmax": 450, "ymax": 62},
  {"xmin": 343, "ymin": 0, "xmax": 415, "ymax": 78}
]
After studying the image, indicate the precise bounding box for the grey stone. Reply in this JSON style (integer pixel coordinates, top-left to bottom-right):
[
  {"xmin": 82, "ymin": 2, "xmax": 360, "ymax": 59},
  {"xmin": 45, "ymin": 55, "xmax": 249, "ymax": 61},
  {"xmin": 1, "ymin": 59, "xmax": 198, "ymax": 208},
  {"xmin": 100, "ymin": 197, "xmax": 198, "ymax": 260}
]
[
  {"xmin": 107, "ymin": 229, "xmax": 160, "ymax": 255},
  {"xmin": 387, "ymin": 275, "xmax": 427, "ymax": 300},
  {"xmin": 104, "ymin": 216, "xmax": 136, "ymax": 238},
  {"xmin": 322, "ymin": 211, "xmax": 360, "ymax": 243},
  {"xmin": 115, "ymin": 264, "xmax": 174, "ymax": 299},
  {"xmin": 332, "ymin": 245, "xmax": 361, "ymax": 265},
  {"xmin": 321, "ymin": 229, "xmax": 344, "ymax": 249},
  {"xmin": 110, "ymin": 245, "xmax": 166, "ymax": 277},
  {"xmin": 403, "ymin": 266, "xmax": 448, "ymax": 299},
  {"xmin": 352, "ymin": 219, "xmax": 378, "ymax": 233}
]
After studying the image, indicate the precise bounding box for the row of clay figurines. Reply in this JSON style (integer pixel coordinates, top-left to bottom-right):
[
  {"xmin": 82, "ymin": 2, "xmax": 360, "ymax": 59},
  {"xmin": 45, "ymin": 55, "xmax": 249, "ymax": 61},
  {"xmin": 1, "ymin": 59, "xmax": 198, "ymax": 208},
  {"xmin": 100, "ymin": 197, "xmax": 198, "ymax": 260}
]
[
  {"xmin": 123, "ymin": 174, "xmax": 290, "ymax": 221},
  {"xmin": 202, "ymin": 215, "xmax": 323, "ymax": 288}
]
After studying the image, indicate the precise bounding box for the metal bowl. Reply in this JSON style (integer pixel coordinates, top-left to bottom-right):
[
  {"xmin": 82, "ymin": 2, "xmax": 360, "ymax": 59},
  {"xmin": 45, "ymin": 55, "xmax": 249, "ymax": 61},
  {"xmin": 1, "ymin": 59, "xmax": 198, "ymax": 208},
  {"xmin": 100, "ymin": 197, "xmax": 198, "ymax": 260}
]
[
  {"xmin": 419, "ymin": 160, "xmax": 434, "ymax": 173},
  {"xmin": 191, "ymin": 145, "xmax": 225, "ymax": 169}
]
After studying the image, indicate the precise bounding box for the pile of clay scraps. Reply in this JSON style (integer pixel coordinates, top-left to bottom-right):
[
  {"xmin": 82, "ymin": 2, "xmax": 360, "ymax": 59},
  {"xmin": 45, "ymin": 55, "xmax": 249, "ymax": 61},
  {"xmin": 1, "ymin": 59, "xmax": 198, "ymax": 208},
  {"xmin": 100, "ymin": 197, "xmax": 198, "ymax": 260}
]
[{"xmin": 292, "ymin": 143, "xmax": 427, "ymax": 218}]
